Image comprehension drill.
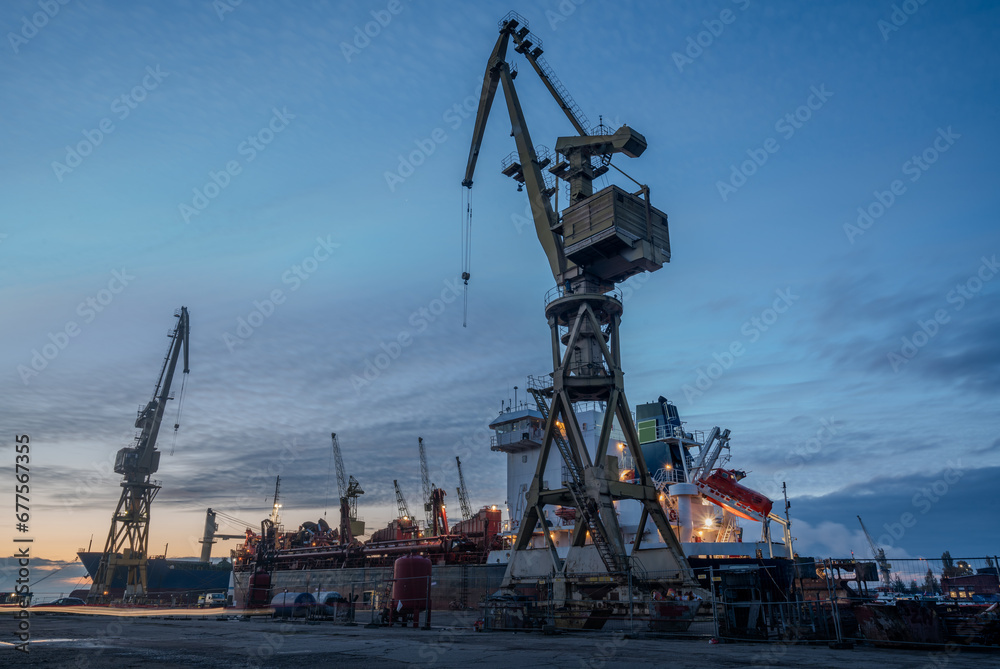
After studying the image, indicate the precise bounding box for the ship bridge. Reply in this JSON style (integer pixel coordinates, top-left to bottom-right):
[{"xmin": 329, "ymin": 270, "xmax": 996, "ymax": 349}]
[{"xmin": 489, "ymin": 408, "xmax": 544, "ymax": 453}]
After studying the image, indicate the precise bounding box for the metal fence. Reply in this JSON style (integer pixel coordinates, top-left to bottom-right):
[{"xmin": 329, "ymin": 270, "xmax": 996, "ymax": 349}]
[{"xmin": 238, "ymin": 555, "xmax": 999, "ymax": 649}]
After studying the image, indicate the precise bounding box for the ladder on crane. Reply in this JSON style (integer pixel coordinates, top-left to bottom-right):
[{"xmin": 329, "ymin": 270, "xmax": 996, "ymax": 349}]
[{"xmin": 527, "ymin": 384, "xmax": 625, "ymax": 575}]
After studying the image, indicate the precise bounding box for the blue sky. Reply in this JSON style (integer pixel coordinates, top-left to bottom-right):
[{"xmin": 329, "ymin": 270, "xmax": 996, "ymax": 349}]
[{"xmin": 1, "ymin": 0, "xmax": 998, "ymax": 595}]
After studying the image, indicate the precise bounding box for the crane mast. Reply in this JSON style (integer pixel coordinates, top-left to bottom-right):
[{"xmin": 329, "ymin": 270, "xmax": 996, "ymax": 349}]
[
  {"xmin": 455, "ymin": 456, "xmax": 473, "ymax": 521},
  {"xmin": 89, "ymin": 307, "xmax": 190, "ymax": 602},
  {"xmin": 461, "ymin": 12, "xmax": 692, "ymax": 594}
]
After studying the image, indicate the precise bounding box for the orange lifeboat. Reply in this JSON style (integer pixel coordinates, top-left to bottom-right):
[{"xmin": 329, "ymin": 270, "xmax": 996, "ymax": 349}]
[{"xmin": 695, "ymin": 469, "xmax": 772, "ymax": 521}]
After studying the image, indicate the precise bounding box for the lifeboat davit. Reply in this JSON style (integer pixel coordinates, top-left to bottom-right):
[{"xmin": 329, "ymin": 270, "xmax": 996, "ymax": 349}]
[{"xmin": 695, "ymin": 469, "xmax": 773, "ymax": 522}]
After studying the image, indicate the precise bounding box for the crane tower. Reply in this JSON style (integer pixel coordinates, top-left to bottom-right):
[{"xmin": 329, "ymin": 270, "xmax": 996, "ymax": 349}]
[
  {"xmin": 462, "ymin": 13, "xmax": 695, "ymax": 593},
  {"xmin": 331, "ymin": 433, "xmax": 365, "ymax": 543},
  {"xmin": 89, "ymin": 307, "xmax": 190, "ymax": 602}
]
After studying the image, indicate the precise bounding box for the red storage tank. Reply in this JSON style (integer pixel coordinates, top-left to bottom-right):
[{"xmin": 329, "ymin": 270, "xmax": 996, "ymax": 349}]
[
  {"xmin": 247, "ymin": 571, "xmax": 271, "ymax": 609},
  {"xmin": 391, "ymin": 555, "xmax": 432, "ymax": 615}
]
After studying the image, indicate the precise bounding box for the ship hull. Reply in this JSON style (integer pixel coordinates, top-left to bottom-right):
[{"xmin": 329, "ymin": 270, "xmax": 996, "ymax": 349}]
[{"xmin": 78, "ymin": 552, "xmax": 231, "ymax": 604}]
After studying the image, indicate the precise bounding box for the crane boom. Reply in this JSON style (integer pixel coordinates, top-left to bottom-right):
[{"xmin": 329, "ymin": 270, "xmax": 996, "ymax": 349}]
[
  {"xmin": 331, "ymin": 433, "xmax": 347, "ymax": 501},
  {"xmin": 269, "ymin": 476, "xmax": 281, "ymax": 525},
  {"xmin": 418, "ymin": 437, "xmax": 433, "ymax": 527},
  {"xmin": 455, "ymin": 456, "xmax": 473, "ymax": 521},
  {"xmin": 507, "ymin": 14, "xmax": 590, "ymax": 136},
  {"xmin": 394, "ymin": 480, "xmax": 411, "ymax": 521}
]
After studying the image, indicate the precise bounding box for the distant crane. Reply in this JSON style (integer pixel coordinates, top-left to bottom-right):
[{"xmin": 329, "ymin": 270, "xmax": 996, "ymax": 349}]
[
  {"xmin": 269, "ymin": 476, "xmax": 282, "ymax": 526},
  {"xmin": 394, "ymin": 479, "xmax": 419, "ymax": 535},
  {"xmin": 331, "ymin": 433, "xmax": 365, "ymax": 543},
  {"xmin": 455, "ymin": 456, "xmax": 473, "ymax": 521},
  {"xmin": 89, "ymin": 307, "xmax": 190, "ymax": 603},
  {"xmin": 418, "ymin": 437, "xmax": 433, "ymax": 528},
  {"xmin": 394, "ymin": 479, "xmax": 412, "ymax": 522},
  {"xmin": 858, "ymin": 515, "xmax": 892, "ymax": 588}
]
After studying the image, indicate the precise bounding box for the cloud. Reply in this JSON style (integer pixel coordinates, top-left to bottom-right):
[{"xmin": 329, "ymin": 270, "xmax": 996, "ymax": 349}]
[{"xmin": 788, "ymin": 464, "xmax": 997, "ymax": 558}]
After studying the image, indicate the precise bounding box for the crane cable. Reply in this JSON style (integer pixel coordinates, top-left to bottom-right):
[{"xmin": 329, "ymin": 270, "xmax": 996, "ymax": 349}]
[
  {"xmin": 168, "ymin": 373, "xmax": 188, "ymax": 456},
  {"xmin": 461, "ymin": 187, "xmax": 473, "ymax": 327}
]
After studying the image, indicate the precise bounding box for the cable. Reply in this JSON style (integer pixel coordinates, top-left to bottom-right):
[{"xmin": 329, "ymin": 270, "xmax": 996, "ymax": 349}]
[
  {"xmin": 461, "ymin": 187, "xmax": 473, "ymax": 327},
  {"xmin": 169, "ymin": 372, "xmax": 188, "ymax": 456}
]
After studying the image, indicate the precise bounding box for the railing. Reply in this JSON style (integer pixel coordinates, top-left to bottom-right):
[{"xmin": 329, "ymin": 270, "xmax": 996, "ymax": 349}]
[
  {"xmin": 655, "ymin": 424, "xmax": 704, "ymax": 444},
  {"xmin": 652, "ymin": 467, "xmax": 686, "ymax": 486},
  {"xmin": 543, "ymin": 284, "xmax": 624, "ymax": 306},
  {"xmin": 490, "ymin": 428, "xmax": 544, "ymax": 450}
]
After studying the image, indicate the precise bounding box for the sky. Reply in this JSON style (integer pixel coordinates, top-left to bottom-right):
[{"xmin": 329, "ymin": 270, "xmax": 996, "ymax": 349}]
[{"xmin": 1, "ymin": 0, "xmax": 998, "ymax": 597}]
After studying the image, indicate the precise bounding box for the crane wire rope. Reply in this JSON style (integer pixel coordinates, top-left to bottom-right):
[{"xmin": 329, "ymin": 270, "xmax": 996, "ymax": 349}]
[
  {"xmin": 168, "ymin": 372, "xmax": 188, "ymax": 456},
  {"xmin": 461, "ymin": 186, "xmax": 473, "ymax": 327}
]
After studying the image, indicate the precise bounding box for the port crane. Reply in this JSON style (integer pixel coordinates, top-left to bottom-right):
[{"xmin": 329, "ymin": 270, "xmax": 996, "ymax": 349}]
[
  {"xmin": 858, "ymin": 515, "xmax": 893, "ymax": 588},
  {"xmin": 455, "ymin": 457, "xmax": 473, "ymax": 521},
  {"xmin": 393, "ymin": 479, "xmax": 419, "ymax": 535},
  {"xmin": 331, "ymin": 433, "xmax": 365, "ymax": 543},
  {"xmin": 89, "ymin": 307, "xmax": 190, "ymax": 602},
  {"xmin": 417, "ymin": 437, "xmax": 433, "ymax": 529},
  {"xmin": 462, "ymin": 12, "xmax": 693, "ymax": 591}
]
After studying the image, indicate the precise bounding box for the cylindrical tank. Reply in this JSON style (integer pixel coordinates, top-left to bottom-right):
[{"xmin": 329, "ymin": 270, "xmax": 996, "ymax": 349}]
[
  {"xmin": 270, "ymin": 592, "xmax": 315, "ymax": 618},
  {"xmin": 391, "ymin": 555, "xmax": 432, "ymax": 613},
  {"xmin": 318, "ymin": 591, "xmax": 344, "ymax": 615}
]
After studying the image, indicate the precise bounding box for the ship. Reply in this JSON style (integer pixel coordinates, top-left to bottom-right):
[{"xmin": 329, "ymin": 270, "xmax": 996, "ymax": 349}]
[
  {"xmin": 229, "ymin": 391, "xmax": 799, "ymax": 613},
  {"xmin": 77, "ymin": 551, "xmax": 231, "ymax": 605}
]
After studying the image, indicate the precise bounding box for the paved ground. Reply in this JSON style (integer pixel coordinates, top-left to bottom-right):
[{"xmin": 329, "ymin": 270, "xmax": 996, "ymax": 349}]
[{"xmin": 0, "ymin": 611, "xmax": 995, "ymax": 668}]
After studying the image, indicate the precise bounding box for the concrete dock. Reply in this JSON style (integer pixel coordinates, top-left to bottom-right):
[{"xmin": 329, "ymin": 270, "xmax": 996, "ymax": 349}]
[{"xmin": 2, "ymin": 611, "xmax": 993, "ymax": 668}]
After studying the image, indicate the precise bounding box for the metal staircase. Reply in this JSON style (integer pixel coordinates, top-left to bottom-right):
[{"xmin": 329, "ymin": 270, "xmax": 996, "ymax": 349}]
[
  {"xmin": 527, "ymin": 383, "xmax": 625, "ymax": 575},
  {"xmin": 717, "ymin": 512, "xmax": 739, "ymax": 543}
]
